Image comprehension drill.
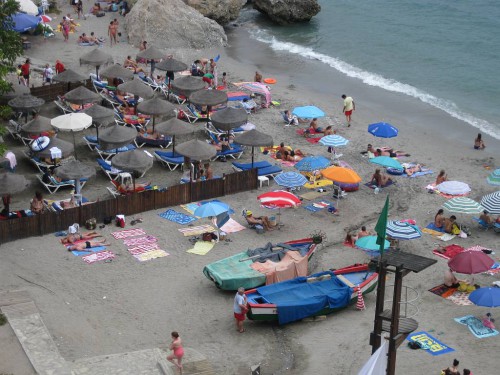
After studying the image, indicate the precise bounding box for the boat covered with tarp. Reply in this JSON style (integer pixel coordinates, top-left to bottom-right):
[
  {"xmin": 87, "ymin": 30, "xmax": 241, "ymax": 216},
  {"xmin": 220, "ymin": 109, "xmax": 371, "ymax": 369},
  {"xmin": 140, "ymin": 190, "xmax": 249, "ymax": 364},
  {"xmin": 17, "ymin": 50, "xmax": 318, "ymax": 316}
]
[
  {"xmin": 202, "ymin": 238, "xmax": 319, "ymax": 290},
  {"xmin": 245, "ymin": 264, "xmax": 378, "ymax": 324}
]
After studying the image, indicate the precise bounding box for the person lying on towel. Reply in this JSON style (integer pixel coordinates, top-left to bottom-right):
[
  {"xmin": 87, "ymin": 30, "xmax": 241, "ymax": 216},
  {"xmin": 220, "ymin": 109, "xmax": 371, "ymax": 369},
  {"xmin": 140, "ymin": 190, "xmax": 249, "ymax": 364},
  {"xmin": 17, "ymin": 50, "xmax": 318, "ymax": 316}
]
[
  {"xmin": 67, "ymin": 239, "xmax": 110, "ymax": 251},
  {"xmin": 60, "ymin": 231, "xmax": 102, "ymax": 244}
]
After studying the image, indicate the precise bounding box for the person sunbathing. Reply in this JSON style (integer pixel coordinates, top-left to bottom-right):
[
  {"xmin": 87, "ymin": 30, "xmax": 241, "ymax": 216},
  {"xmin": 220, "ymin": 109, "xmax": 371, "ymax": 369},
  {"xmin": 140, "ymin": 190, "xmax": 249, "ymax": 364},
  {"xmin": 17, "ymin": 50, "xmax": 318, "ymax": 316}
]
[
  {"xmin": 119, "ymin": 181, "xmax": 151, "ymax": 193},
  {"xmin": 358, "ymin": 226, "xmax": 371, "ymax": 238},
  {"xmin": 404, "ymin": 164, "xmax": 423, "ymax": 176},
  {"xmin": 282, "ymin": 150, "xmax": 301, "ymax": 162},
  {"xmin": 88, "ymin": 32, "xmax": 103, "ymax": 46},
  {"xmin": 370, "ymin": 169, "xmax": 393, "ymax": 187},
  {"xmin": 67, "ymin": 239, "xmax": 110, "ymax": 251},
  {"xmin": 91, "ymin": 3, "xmax": 102, "ymax": 15},
  {"xmin": 124, "ymin": 56, "xmax": 146, "ymax": 73},
  {"xmin": 78, "ymin": 33, "xmax": 90, "ymax": 44},
  {"xmin": 434, "ymin": 209, "xmax": 445, "ymax": 229},
  {"xmin": 245, "ymin": 211, "xmax": 273, "ymax": 231},
  {"xmin": 307, "ymin": 118, "xmax": 324, "ymax": 133},
  {"xmin": 436, "ymin": 169, "xmax": 447, "ymax": 185},
  {"xmin": 60, "ymin": 231, "xmax": 102, "ymax": 244},
  {"xmin": 276, "ymin": 142, "xmax": 303, "ymax": 160},
  {"xmin": 323, "ymin": 126, "xmax": 336, "ymax": 135},
  {"xmin": 138, "ymin": 128, "xmax": 163, "ymax": 140},
  {"xmin": 283, "ymin": 110, "xmax": 298, "ymax": 126},
  {"xmin": 210, "ymin": 134, "xmax": 233, "ymax": 151},
  {"xmin": 479, "ymin": 210, "xmax": 493, "ymax": 225}
]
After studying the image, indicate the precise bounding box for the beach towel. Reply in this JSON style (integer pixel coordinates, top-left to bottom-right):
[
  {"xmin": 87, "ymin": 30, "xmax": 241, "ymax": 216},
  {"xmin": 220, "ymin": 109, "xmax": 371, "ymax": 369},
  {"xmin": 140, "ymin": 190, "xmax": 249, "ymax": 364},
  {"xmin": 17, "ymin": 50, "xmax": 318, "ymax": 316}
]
[
  {"xmin": 302, "ymin": 179, "xmax": 333, "ymax": 189},
  {"xmin": 111, "ymin": 228, "xmax": 146, "ymax": 239},
  {"xmin": 447, "ymin": 291, "xmax": 474, "ymax": 306},
  {"xmin": 403, "ymin": 170, "xmax": 434, "ymax": 178},
  {"xmin": 134, "ymin": 249, "xmax": 169, "ymax": 262},
  {"xmin": 180, "ymin": 202, "xmax": 200, "ymax": 215},
  {"xmin": 71, "ymin": 246, "xmax": 106, "ymax": 256},
  {"xmin": 406, "ymin": 332, "xmax": 454, "ymax": 356},
  {"xmin": 437, "ymin": 233, "xmax": 456, "ymax": 242},
  {"xmin": 425, "ymin": 222, "xmax": 445, "ymax": 232},
  {"xmin": 178, "ymin": 224, "xmax": 215, "ymax": 237},
  {"xmin": 304, "ymin": 204, "xmax": 323, "ymax": 212},
  {"xmin": 432, "ymin": 244, "xmax": 464, "ymax": 260},
  {"xmin": 212, "ymin": 217, "xmax": 246, "ymax": 233},
  {"xmin": 82, "ymin": 250, "xmax": 115, "ymax": 264},
  {"xmin": 305, "ymin": 137, "xmax": 321, "ymax": 144},
  {"xmin": 304, "ymin": 200, "xmax": 333, "ymax": 212},
  {"xmin": 454, "ymin": 315, "xmax": 499, "ymax": 338},
  {"xmin": 365, "ymin": 181, "xmax": 395, "ymax": 189},
  {"xmin": 300, "ymin": 190, "xmax": 329, "ymax": 200},
  {"xmin": 159, "ymin": 209, "xmax": 197, "ymax": 225},
  {"xmin": 123, "ymin": 235, "xmax": 157, "ymax": 247},
  {"xmin": 428, "ymin": 284, "xmax": 457, "ymax": 299},
  {"xmin": 187, "ymin": 241, "xmax": 215, "ymax": 255},
  {"xmin": 127, "ymin": 243, "xmax": 162, "ymax": 255}
]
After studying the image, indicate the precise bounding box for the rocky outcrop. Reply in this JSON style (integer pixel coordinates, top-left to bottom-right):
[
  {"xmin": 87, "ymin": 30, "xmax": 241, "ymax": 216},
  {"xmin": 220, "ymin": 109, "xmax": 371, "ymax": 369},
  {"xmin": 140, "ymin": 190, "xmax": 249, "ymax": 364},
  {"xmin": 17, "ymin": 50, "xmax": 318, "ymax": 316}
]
[
  {"xmin": 184, "ymin": 0, "xmax": 245, "ymax": 25},
  {"xmin": 253, "ymin": 0, "xmax": 321, "ymax": 25},
  {"xmin": 126, "ymin": 0, "xmax": 227, "ymax": 49}
]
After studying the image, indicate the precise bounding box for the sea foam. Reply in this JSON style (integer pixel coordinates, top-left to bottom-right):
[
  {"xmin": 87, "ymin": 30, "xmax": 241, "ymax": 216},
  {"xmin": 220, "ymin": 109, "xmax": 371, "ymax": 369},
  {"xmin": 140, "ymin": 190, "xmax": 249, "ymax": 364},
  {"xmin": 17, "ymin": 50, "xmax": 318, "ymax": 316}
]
[{"xmin": 250, "ymin": 29, "xmax": 500, "ymax": 140}]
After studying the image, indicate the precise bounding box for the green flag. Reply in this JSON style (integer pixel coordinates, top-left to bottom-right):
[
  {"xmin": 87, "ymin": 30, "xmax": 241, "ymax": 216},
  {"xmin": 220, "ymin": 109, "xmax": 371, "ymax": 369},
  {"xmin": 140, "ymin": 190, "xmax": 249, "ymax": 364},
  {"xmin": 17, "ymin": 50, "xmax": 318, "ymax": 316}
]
[{"xmin": 375, "ymin": 195, "xmax": 389, "ymax": 254}]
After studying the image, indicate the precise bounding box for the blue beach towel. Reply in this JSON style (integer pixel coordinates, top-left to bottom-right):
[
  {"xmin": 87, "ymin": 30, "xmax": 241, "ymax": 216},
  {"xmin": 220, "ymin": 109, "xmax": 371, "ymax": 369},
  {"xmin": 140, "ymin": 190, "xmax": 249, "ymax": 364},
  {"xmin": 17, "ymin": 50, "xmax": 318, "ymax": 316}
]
[
  {"xmin": 406, "ymin": 331, "xmax": 455, "ymax": 356},
  {"xmin": 304, "ymin": 204, "xmax": 323, "ymax": 212},
  {"xmin": 426, "ymin": 222, "xmax": 445, "ymax": 232},
  {"xmin": 403, "ymin": 170, "xmax": 434, "ymax": 178},
  {"xmin": 71, "ymin": 246, "xmax": 106, "ymax": 256},
  {"xmin": 454, "ymin": 315, "xmax": 499, "ymax": 338},
  {"xmin": 159, "ymin": 209, "xmax": 197, "ymax": 225}
]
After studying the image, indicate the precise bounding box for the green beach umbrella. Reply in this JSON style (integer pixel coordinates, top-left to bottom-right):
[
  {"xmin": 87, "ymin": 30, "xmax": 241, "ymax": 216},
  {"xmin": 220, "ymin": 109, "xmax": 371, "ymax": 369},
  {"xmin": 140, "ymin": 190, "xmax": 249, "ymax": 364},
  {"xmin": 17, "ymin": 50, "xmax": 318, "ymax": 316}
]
[
  {"xmin": 442, "ymin": 197, "xmax": 484, "ymax": 214},
  {"xmin": 369, "ymin": 156, "xmax": 403, "ymax": 170},
  {"xmin": 487, "ymin": 169, "xmax": 500, "ymax": 186}
]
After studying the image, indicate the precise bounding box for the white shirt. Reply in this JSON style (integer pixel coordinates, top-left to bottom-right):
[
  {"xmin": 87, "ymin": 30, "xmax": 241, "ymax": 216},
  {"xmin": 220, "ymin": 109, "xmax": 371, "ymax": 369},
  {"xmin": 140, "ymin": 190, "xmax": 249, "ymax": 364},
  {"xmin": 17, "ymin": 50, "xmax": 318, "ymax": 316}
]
[
  {"xmin": 343, "ymin": 96, "xmax": 354, "ymax": 111},
  {"xmin": 44, "ymin": 67, "xmax": 54, "ymax": 80},
  {"xmin": 233, "ymin": 293, "xmax": 246, "ymax": 313}
]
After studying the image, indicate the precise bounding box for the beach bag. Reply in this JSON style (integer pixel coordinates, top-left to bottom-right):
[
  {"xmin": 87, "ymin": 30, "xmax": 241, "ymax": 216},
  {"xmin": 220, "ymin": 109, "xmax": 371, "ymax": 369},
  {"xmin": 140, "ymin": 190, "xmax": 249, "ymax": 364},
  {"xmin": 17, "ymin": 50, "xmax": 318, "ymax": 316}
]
[
  {"xmin": 408, "ymin": 341, "xmax": 422, "ymax": 350},
  {"xmin": 96, "ymin": 12, "xmax": 105, "ymax": 17},
  {"xmin": 85, "ymin": 218, "xmax": 96, "ymax": 230},
  {"xmin": 451, "ymin": 223, "xmax": 461, "ymax": 235},
  {"xmin": 103, "ymin": 216, "xmax": 113, "ymax": 225}
]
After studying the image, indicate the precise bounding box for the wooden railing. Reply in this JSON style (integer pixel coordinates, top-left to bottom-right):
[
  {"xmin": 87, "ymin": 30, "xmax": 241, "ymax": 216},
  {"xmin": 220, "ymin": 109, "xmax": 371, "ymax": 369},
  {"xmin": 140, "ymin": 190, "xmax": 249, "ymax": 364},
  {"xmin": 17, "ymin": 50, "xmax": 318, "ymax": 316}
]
[{"xmin": 0, "ymin": 169, "xmax": 258, "ymax": 244}]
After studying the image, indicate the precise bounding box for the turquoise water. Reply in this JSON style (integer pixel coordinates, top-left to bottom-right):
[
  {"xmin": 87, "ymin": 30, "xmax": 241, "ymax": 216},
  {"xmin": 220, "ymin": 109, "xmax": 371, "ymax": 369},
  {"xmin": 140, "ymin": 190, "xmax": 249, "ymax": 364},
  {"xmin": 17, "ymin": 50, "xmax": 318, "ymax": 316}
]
[{"xmin": 239, "ymin": 0, "xmax": 500, "ymax": 139}]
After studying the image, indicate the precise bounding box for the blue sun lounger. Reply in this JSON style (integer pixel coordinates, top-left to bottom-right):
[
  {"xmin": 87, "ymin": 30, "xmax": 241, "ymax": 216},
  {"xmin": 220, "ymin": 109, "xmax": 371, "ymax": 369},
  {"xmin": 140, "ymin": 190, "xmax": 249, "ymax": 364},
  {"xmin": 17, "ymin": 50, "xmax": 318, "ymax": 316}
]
[
  {"xmin": 154, "ymin": 151, "xmax": 184, "ymax": 171},
  {"xmin": 256, "ymin": 165, "xmax": 282, "ymax": 178},
  {"xmin": 232, "ymin": 161, "xmax": 273, "ymax": 171}
]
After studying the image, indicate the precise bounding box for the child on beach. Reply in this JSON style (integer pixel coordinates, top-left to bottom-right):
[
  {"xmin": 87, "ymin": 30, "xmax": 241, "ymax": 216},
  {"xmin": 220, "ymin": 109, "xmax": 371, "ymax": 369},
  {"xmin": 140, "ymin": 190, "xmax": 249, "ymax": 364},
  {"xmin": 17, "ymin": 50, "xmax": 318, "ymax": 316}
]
[{"xmin": 474, "ymin": 133, "xmax": 485, "ymax": 149}]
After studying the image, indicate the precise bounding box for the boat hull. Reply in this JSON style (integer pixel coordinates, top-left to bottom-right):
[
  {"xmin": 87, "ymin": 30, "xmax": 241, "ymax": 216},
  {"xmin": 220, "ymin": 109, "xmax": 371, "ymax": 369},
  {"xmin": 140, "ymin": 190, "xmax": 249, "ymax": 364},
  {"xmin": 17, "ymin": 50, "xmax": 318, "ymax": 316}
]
[{"xmin": 246, "ymin": 264, "xmax": 378, "ymax": 323}]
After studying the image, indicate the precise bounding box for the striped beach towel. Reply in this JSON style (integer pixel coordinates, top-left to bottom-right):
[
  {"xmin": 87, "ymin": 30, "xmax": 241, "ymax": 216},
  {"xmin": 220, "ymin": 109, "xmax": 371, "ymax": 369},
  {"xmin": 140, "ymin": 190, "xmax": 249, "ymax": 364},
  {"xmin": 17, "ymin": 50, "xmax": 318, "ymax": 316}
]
[
  {"xmin": 111, "ymin": 228, "xmax": 146, "ymax": 239},
  {"xmin": 128, "ymin": 243, "xmax": 161, "ymax": 255},
  {"xmin": 178, "ymin": 225, "xmax": 215, "ymax": 237},
  {"xmin": 134, "ymin": 249, "xmax": 169, "ymax": 262},
  {"xmin": 159, "ymin": 209, "xmax": 197, "ymax": 225},
  {"xmin": 82, "ymin": 250, "xmax": 115, "ymax": 264},
  {"xmin": 123, "ymin": 235, "xmax": 158, "ymax": 247}
]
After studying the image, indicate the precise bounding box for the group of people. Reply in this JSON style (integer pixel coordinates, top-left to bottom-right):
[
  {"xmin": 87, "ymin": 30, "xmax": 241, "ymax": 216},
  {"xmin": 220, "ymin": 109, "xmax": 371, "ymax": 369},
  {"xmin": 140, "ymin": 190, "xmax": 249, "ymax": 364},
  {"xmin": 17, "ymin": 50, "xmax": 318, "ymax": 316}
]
[
  {"xmin": 344, "ymin": 226, "xmax": 372, "ymax": 246},
  {"xmin": 441, "ymin": 359, "xmax": 472, "ymax": 375},
  {"xmin": 434, "ymin": 209, "xmax": 461, "ymax": 234},
  {"xmin": 77, "ymin": 31, "xmax": 104, "ymax": 46},
  {"xmin": 190, "ymin": 58, "xmax": 219, "ymax": 87}
]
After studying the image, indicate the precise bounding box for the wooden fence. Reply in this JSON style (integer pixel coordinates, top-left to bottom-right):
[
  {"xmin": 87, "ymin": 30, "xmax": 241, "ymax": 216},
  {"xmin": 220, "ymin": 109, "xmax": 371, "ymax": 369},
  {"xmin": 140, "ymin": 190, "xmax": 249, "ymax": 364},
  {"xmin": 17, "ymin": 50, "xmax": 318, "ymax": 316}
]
[
  {"xmin": 29, "ymin": 80, "xmax": 94, "ymax": 102},
  {"xmin": 0, "ymin": 169, "xmax": 258, "ymax": 244}
]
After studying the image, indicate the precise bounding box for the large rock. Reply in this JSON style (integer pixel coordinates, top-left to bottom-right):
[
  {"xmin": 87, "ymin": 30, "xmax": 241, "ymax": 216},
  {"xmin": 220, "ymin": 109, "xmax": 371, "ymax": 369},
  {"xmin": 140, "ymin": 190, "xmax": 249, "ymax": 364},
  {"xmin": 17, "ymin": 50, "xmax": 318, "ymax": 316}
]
[
  {"xmin": 184, "ymin": 0, "xmax": 245, "ymax": 25},
  {"xmin": 126, "ymin": 0, "xmax": 227, "ymax": 49},
  {"xmin": 253, "ymin": 0, "xmax": 321, "ymax": 25}
]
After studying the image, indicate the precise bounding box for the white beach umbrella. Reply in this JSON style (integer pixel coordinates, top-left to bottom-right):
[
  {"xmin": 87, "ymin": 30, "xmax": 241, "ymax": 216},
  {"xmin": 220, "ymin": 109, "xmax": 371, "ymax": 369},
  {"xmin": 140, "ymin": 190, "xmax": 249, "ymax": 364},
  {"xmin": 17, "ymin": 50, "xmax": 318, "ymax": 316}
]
[
  {"xmin": 481, "ymin": 191, "xmax": 500, "ymax": 215},
  {"xmin": 17, "ymin": 0, "xmax": 38, "ymax": 15},
  {"xmin": 51, "ymin": 113, "xmax": 93, "ymax": 159},
  {"xmin": 436, "ymin": 181, "xmax": 471, "ymax": 196},
  {"xmin": 442, "ymin": 197, "xmax": 484, "ymax": 214}
]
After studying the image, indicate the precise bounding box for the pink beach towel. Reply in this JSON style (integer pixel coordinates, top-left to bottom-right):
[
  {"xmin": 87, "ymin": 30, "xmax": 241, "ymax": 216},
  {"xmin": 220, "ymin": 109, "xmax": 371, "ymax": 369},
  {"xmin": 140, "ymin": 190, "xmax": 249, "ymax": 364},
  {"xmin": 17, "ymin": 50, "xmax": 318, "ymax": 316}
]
[
  {"xmin": 123, "ymin": 235, "xmax": 157, "ymax": 247},
  {"xmin": 112, "ymin": 228, "xmax": 146, "ymax": 239},
  {"xmin": 82, "ymin": 250, "xmax": 115, "ymax": 264},
  {"xmin": 128, "ymin": 243, "xmax": 161, "ymax": 255}
]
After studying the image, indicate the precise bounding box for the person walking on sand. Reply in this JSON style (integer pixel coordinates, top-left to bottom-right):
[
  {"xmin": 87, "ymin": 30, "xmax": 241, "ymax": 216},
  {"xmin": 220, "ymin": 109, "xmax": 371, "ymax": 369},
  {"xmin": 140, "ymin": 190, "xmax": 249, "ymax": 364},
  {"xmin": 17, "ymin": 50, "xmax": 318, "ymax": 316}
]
[
  {"xmin": 167, "ymin": 331, "xmax": 184, "ymax": 374},
  {"xmin": 234, "ymin": 287, "xmax": 248, "ymax": 333},
  {"xmin": 108, "ymin": 21, "xmax": 117, "ymax": 46},
  {"xmin": 342, "ymin": 94, "xmax": 355, "ymax": 127}
]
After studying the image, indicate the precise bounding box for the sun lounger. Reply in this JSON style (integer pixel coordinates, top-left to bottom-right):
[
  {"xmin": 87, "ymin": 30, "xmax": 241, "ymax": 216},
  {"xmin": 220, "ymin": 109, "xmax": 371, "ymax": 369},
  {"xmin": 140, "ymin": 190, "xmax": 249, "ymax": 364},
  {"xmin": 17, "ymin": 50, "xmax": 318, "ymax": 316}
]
[
  {"xmin": 232, "ymin": 161, "xmax": 273, "ymax": 171},
  {"xmin": 83, "ymin": 135, "xmax": 99, "ymax": 150},
  {"xmin": 212, "ymin": 144, "xmax": 245, "ymax": 161},
  {"xmin": 6, "ymin": 120, "xmax": 31, "ymax": 145},
  {"xmin": 96, "ymin": 158, "xmax": 122, "ymax": 180},
  {"xmin": 36, "ymin": 173, "xmax": 87, "ymax": 194},
  {"xmin": 256, "ymin": 165, "xmax": 282, "ymax": 178},
  {"xmin": 154, "ymin": 151, "xmax": 184, "ymax": 171},
  {"xmin": 54, "ymin": 96, "xmax": 74, "ymax": 114},
  {"xmin": 94, "ymin": 143, "xmax": 137, "ymax": 160},
  {"xmin": 134, "ymin": 135, "xmax": 172, "ymax": 149},
  {"xmin": 23, "ymin": 150, "xmax": 76, "ymax": 173}
]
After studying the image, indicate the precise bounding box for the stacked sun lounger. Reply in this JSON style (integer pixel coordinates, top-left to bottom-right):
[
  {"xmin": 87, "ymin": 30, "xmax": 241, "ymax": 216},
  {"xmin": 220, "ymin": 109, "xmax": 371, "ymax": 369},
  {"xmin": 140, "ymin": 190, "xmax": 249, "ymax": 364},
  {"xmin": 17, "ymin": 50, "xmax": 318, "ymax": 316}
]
[{"xmin": 232, "ymin": 161, "xmax": 282, "ymax": 178}]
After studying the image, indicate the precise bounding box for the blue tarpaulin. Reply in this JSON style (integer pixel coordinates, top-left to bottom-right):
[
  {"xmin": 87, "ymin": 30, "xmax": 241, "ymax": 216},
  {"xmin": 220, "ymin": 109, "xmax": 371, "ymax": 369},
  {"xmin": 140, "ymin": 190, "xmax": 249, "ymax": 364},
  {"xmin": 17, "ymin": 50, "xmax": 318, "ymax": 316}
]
[
  {"xmin": 255, "ymin": 271, "xmax": 352, "ymax": 324},
  {"xmin": 9, "ymin": 13, "xmax": 40, "ymax": 33}
]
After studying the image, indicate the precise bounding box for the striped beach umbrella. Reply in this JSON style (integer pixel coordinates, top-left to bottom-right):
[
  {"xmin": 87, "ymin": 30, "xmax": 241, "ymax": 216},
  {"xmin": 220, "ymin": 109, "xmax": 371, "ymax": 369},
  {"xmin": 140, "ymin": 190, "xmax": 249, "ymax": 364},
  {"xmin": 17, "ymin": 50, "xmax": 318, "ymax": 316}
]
[
  {"xmin": 386, "ymin": 221, "xmax": 422, "ymax": 240},
  {"xmin": 481, "ymin": 191, "xmax": 500, "ymax": 215},
  {"xmin": 319, "ymin": 135, "xmax": 349, "ymax": 147},
  {"xmin": 487, "ymin": 169, "xmax": 500, "ymax": 186},
  {"xmin": 274, "ymin": 172, "xmax": 308, "ymax": 189},
  {"xmin": 257, "ymin": 190, "xmax": 301, "ymax": 209},
  {"xmin": 295, "ymin": 156, "xmax": 330, "ymax": 172},
  {"xmin": 436, "ymin": 181, "xmax": 471, "ymax": 196},
  {"xmin": 442, "ymin": 197, "xmax": 484, "ymax": 214}
]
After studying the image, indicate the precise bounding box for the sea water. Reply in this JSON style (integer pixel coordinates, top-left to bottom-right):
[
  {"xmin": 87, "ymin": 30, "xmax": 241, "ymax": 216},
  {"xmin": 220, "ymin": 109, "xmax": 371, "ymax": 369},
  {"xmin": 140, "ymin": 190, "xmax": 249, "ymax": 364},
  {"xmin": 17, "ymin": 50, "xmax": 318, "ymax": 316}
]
[{"xmin": 236, "ymin": 0, "xmax": 500, "ymax": 139}]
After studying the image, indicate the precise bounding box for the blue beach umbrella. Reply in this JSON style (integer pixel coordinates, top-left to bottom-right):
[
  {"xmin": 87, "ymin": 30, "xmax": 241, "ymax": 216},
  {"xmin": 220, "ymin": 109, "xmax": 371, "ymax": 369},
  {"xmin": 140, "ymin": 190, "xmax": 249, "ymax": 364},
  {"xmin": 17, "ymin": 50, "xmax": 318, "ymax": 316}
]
[
  {"xmin": 355, "ymin": 236, "xmax": 390, "ymax": 251},
  {"xmin": 469, "ymin": 287, "xmax": 500, "ymax": 308},
  {"xmin": 386, "ymin": 221, "xmax": 422, "ymax": 240},
  {"xmin": 274, "ymin": 172, "xmax": 308, "ymax": 188},
  {"xmin": 292, "ymin": 105, "xmax": 325, "ymax": 119},
  {"xmin": 194, "ymin": 201, "xmax": 230, "ymax": 218},
  {"xmin": 295, "ymin": 155, "xmax": 330, "ymax": 172},
  {"xmin": 486, "ymin": 169, "xmax": 500, "ymax": 186},
  {"xmin": 9, "ymin": 13, "xmax": 40, "ymax": 33},
  {"xmin": 369, "ymin": 156, "xmax": 403, "ymax": 170},
  {"xmin": 319, "ymin": 135, "xmax": 349, "ymax": 147},
  {"xmin": 368, "ymin": 122, "xmax": 399, "ymax": 138}
]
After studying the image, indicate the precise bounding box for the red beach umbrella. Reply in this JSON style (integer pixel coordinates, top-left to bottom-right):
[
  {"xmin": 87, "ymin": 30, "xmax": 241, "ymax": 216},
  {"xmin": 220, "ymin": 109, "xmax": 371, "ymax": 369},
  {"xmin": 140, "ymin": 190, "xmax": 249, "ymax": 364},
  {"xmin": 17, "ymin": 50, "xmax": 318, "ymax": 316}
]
[
  {"xmin": 257, "ymin": 190, "xmax": 301, "ymax": 209},
  {"xmin": 448, "ymin": 250, "xmax": 494, "ymax": 274}
]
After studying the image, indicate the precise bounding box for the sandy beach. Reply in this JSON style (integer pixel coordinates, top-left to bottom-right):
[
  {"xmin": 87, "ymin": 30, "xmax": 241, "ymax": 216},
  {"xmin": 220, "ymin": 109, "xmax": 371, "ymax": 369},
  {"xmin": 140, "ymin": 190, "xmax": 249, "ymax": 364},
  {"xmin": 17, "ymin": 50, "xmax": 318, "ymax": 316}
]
[{"xmin": 1, "ymin": 2, "xmax": 499, "ymax": 374}]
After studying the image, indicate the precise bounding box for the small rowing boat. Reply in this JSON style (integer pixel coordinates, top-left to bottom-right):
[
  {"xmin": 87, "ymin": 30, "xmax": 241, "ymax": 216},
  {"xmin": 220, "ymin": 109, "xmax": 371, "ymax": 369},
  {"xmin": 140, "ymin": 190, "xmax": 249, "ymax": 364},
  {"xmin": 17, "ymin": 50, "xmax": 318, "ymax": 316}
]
[{"xmin": 245, "ymin": 264, "xmax": 378, "ymax": 324}]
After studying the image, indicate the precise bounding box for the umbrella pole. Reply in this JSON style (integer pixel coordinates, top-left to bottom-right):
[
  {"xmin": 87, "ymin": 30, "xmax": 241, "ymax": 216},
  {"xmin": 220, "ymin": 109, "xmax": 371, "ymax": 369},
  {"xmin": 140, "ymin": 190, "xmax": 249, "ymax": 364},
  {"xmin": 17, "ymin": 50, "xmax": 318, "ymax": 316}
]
[
  {"xmin": 3, "ymin": 194, "xmax": 10, "ymax": 216},
  {"xmin": 72, "ymin": 131, "xmax": 78, "ymax": 160},
  {"xmin": 251, "ymin": 146, "xmax": 255, "ymax": 168},
  {"xmin": 172, "ymin": 135, "xmax": 176, "ymax": 155},
  {"xmin": 96, "ymin": 66, "xmax": 100, "ymax": 80},
  {"xmin": 134, "ymin": 95, "xmax": 139, "ymax": 115},
  {"xmin": 152, "ymin": 116, "xmax": 156, "ymax": 133}
]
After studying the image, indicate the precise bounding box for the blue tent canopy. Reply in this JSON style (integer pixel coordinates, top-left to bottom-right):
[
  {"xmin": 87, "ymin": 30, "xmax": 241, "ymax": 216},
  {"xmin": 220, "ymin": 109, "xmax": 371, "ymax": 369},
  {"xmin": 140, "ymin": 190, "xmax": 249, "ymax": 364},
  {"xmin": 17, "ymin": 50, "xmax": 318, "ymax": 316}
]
[{"xmin": 9, "ymin": 13, "xmax": 40, "ymax": 33}]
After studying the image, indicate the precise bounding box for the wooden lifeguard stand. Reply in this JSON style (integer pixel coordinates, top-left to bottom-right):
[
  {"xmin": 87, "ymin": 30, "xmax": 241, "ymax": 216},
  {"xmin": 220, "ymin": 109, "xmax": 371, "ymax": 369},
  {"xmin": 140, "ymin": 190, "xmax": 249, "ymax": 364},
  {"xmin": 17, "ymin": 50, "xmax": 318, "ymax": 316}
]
[{"xmin": 369, "ymin": 251, "xmax": 436, "ymax": 374}]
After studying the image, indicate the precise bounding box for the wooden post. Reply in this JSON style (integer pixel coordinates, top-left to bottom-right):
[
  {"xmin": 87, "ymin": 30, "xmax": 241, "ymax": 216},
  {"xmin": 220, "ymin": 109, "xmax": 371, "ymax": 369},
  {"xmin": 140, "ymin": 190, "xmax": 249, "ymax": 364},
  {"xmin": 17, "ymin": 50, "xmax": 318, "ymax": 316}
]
[
  {"xmin": 370, "ymin": 260, "xmax": 387, "ymax": 353},
  {"xmin": 387, "ymin": 266, "xmax": 404, "ymax": 375}
]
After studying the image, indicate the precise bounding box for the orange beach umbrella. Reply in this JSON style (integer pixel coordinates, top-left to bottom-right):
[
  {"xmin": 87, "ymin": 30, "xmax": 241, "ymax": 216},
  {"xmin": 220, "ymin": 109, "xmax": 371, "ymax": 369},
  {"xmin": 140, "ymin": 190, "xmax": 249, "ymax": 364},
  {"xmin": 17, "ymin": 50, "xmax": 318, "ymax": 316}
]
[{"xmin": 322, "ymin": 166, "xmax": 362, "ymax": 184}]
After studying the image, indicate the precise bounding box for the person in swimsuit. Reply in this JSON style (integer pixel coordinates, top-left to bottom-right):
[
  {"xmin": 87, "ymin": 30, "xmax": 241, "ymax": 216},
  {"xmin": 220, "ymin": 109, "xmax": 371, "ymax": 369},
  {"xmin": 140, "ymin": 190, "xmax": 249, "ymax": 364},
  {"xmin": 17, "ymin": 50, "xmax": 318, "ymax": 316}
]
[
  {"xmin": 436, "ymin": 169, "xmax": 448, "ymax": 185},
  {"xmin": 474, "ymin": 133, "xmax": 485, "ymax": 150},
  {"xmin": 434, "ymin": 209, "xmax": 445, "ymax": 229},
  {"xmin": 108, "ymin": 21, "xmax": 117, "ymax": 46},
  {"xmin": 60, "ymin": 231, "xmax": 102, "ymax": 244},
  {"xmin": 234, "ymin": 287, "xmax": 248, "ymax": 333},
  {"xmin": 167, "ymin": 331, "xmax": 184, "ymax": 373},
  {"xmin": 67, "ymin": 239, "xmax": 110, "ymax": 251},
  {"xmin": 370, "ymin": 169, "xmax": 392, "ymax": 188}
]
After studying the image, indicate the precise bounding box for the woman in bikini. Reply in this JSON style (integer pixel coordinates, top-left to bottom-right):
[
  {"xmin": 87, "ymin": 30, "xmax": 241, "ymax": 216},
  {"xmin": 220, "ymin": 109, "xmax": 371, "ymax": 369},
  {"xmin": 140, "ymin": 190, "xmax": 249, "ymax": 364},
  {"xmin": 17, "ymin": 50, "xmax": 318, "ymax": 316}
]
[
  {"xmin": 167, "ymin": 331, "xmax": 184, "ymax": 374},
  {"xmin": 282, "ymin": 150, "xmax": 302, "ymax": 162},
  {"xmin": 67, "ymin": 239, "xmax": 110, "ymax": 251},
  {"xmin": 370, "ymin": 169, "xmax": 392, "ymax": 187},
  {"xmin": 474, "ymin": 133, "xmax": 486, "ymax": 150},
  {"xmin": 60, "ymin": 231, "xmax": 102, "ymax": 244},
  {"xmin": 434, "ymin": 209, "xmax": 445, "ymax": 229},
  {"xmin": 436, "ymin": 170, "xmax": 447, "ymax": 185}
]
